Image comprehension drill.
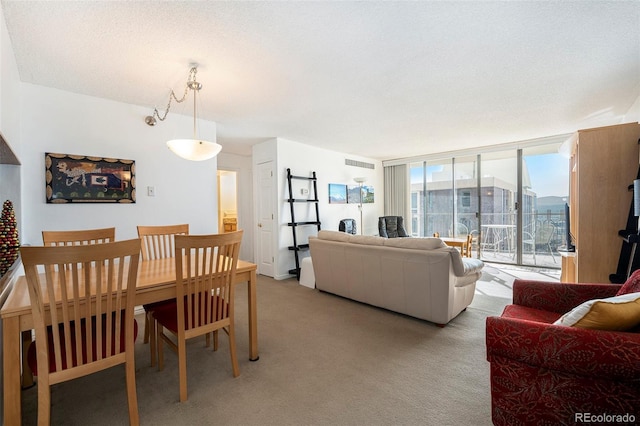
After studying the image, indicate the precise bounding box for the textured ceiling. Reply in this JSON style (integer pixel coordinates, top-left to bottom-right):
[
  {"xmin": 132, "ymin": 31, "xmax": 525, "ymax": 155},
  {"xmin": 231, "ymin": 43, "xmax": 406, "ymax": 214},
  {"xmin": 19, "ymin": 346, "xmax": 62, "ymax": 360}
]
[{"xmin": 2, "ymin": 1, "xmax": 639, "ymax": 160}]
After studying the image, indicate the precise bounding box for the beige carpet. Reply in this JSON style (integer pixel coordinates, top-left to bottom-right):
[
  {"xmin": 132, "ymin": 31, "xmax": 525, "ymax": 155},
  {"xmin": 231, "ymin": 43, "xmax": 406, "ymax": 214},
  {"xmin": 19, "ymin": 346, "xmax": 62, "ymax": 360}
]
[{"xmin": 21, "ymin": 264, "xmax": 558, "ymax": 425}]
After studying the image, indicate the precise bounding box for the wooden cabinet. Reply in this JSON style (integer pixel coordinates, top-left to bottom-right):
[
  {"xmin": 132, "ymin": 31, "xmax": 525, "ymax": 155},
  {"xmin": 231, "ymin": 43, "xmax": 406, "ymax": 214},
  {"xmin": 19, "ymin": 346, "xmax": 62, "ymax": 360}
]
[{"xmin": 563, "ymin": 123, "xmax": 640, "ymax": 283}]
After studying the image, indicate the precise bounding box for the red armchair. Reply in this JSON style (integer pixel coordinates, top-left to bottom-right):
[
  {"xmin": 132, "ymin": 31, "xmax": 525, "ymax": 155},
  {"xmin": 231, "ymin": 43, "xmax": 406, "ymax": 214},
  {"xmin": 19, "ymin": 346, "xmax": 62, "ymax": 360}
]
[{"xmin": 486, "ymin": 279, "xmax": 640, "ymax": 425}]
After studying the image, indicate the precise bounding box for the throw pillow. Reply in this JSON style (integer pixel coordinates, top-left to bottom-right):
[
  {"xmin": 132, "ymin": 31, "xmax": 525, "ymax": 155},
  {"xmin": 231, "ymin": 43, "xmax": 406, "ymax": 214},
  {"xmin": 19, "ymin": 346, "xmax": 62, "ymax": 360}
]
[
  {"xmin": 616, "ymin": 268, "xmax": 640, "ymax": 296},
  {"xmin": 553, "ymin": 292, "xmax": 640, "ymax": 331}
]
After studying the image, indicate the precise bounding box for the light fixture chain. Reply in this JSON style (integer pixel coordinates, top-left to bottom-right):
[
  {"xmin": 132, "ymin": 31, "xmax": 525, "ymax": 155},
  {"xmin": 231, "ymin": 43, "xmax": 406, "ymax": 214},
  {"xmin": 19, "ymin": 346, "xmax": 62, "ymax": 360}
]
[{"xmin": 150, "ymin": 67, "xmax": 199, "ymax": 122}]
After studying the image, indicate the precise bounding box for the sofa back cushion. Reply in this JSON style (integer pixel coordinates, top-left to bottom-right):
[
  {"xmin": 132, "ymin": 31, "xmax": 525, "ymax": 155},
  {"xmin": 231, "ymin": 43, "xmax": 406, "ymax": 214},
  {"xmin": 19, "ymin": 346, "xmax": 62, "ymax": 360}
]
[
  {"xmin": 317, "ymin": 230, "xmax": 352, "ymax": 242},
  {"xmin": 318, "ymin": 230, "xmax": 446, "ymax": 250},
  {"xmin": 383, "ymin": 237, "xmax": 446, "ymax": 250}
]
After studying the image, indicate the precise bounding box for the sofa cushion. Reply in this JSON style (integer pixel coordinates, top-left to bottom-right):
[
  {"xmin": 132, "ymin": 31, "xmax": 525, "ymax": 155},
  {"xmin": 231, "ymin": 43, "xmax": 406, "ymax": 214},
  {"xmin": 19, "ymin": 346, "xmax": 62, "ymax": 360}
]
[
  {"xmin": 349, "ymin": 235, "xmax": 385, "ymax": 246},
  {"xmin": 317, "ymin": 230, "xmax": 352, "ymax": 242},
  {"xmin": 383, "ymin": 237, "xmax": 446, "ymax": 250},
  {"xmin": 616, "ymin": 269, "xmax": 640, "ymax": 296},
  {"xmin": 553, "ymin": 292, "xmax": 640, "ymax": 331}
]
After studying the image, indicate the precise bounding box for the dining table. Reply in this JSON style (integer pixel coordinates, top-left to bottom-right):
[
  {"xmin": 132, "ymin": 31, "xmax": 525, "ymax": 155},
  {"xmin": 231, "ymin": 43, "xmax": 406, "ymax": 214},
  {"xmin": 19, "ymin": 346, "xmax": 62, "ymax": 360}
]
[
  {"xmin": 439, "ymin": 237, "xmax": 470, "ymax": 257},
  {"xmin": 1, "ymin": 257, "xmax": 258, "ymax": 426}
]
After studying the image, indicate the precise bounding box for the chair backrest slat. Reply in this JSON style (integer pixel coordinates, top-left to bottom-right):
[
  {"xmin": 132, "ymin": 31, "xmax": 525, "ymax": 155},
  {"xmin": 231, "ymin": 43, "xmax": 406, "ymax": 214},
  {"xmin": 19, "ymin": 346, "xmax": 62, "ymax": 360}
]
[
  {"xmin": 137, "ymin": 224, "xmax": 189, "ymax": 261},
  {"xmin": 174, "ymin": 231, "xmax": 243, "ymax": 333},
  {"xmin": 42, "ymin": 227, "xmax": 116, "ymax": 247}
]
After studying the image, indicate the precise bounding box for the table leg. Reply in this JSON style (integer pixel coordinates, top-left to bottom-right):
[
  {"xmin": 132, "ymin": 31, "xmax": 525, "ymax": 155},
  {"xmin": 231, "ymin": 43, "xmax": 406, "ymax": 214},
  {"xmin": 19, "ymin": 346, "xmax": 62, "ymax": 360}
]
[
  {"xmin": 3, "ymin": 317, "xmax": 22, "ymax": 426},
  {"xmin": 247, "ymin": 270, "xmax": 259, "ymax": 361}
]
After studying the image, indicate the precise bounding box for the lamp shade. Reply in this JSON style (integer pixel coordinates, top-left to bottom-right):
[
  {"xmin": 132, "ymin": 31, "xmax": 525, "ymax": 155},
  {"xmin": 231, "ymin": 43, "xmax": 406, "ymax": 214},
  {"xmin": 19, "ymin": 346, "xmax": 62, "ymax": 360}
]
[{"xmin": 166, "ymin": 139, "xmax": 222, "ymax": 161}]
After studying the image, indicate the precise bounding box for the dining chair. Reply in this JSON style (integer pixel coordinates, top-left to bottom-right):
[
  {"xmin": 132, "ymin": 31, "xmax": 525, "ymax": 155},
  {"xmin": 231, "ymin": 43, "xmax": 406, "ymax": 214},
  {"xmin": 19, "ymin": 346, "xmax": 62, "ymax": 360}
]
[
  {"xmin": 137, "ymin": 224, "xmax": 189, "ymax": 261},
  {"xmin": 137, "ymin": 224, "xmax": 189, "ymax": 366},
  {"xmin": 42, "ymin": 227, "xmax": 116, "ymax": 246},
  {"xmin": 21, "ymin": 239, "xmax": 141, "ymax": 425},
  {"xmin": 462, "ymin": 233, "xmax": 473, "ymax": 258},
  {"xmin": 153, "ymin": 230, "xmax": 243, "ymax": 402}
]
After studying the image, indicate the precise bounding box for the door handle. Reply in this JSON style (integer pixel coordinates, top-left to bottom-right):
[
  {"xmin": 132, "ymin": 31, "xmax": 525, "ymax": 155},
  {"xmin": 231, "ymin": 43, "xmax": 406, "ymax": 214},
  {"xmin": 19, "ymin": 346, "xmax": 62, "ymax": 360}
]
[{"xmin": 258, "ymin": 223, "xmax": 262, "ymax": 228}]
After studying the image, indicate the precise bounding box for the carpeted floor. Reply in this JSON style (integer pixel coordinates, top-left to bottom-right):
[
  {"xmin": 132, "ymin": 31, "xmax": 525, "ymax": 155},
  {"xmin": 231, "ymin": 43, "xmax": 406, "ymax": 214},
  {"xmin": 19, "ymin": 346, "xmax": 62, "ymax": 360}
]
[{"xmin": 20, "ymin": 264, "xmax": 558, "ymax": 425}]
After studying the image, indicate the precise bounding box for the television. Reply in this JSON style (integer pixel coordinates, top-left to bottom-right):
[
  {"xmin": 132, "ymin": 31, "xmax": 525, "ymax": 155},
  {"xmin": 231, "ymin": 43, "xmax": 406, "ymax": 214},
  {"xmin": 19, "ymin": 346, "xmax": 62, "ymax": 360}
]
[{"xmin": 562, "ymin": 202, "xmax": 575, "ymax": 252}]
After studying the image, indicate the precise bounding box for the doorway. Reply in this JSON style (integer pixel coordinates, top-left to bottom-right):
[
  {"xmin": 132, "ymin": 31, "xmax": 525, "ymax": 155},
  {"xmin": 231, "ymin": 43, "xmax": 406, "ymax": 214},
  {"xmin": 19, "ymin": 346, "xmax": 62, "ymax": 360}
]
[{"xmin": 217, "ymin": 170, "xmax": 238, "ymax": 234}]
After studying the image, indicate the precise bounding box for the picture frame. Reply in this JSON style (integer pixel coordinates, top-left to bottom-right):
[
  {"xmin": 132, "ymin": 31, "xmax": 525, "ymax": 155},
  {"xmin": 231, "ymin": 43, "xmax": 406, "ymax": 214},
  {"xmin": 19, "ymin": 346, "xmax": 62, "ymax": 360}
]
[
  {"xmin": 362, "ymin": 185, "xmax": 374, "ymax": 203},
  {"xmin": 45, "ymin": 152, "xmax": 136, "ymax": 203},
  {"xmin": 328, "ymin": 183, "xmax": 347, "ymax": 204},
  {"xmin": 347, "ymin": 185, "xmax": 361, "ymax": 204}
]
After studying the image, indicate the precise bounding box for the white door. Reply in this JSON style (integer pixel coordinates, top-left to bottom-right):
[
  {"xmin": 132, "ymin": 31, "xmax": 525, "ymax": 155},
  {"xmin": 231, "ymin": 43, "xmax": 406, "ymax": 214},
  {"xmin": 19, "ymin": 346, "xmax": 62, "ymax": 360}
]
[{"xmin": 257, "ymin": 161, "xmax": 274, "ymax": 276}]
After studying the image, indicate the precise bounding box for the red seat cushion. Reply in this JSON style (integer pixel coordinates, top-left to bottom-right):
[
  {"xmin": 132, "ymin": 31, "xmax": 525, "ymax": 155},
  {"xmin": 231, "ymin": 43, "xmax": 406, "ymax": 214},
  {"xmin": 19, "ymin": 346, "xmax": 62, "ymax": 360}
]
[
  {"xmin": 143, "ymin": 300, "xmax": 174, "ymax": 312},
  {"xmin": 501, "ymin": 304, "xmax": 562, "ymax": 324},
  {"xmin": 153, "ymin": 294, "xmax": 228, "ymax": 334},
  {"xmin": 27, "ymin": 313, "xmax": 138, "ymax": 375}
]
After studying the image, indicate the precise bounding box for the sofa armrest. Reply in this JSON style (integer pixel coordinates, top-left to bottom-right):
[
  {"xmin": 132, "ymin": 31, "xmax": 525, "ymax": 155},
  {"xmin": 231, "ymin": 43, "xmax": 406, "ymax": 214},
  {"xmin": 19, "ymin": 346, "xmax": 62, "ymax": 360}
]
[
  {"xmin": 512, "ymin": 279, "xmax": 621, "ymax": 314},
  {"xmin": 486, "ymin": 315, "xmax": 640, "ymax": 381},
  {"xmin": 449, "ymin": 250, "xmax": 484, "ymax": 277}
]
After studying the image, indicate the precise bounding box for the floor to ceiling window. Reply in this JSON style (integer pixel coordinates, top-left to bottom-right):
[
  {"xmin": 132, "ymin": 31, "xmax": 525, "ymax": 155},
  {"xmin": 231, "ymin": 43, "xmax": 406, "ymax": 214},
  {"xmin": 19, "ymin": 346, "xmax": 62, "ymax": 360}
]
[
  {"xmin": 406, "ymin": 141, "xmax": 568, "ymax": 269},
  {"xmin": 479, "ymin": 150, "xmax": 518, "ymax": 265},
  {"xmin": 410, "ymin": 159, "xmax": 454, "ymax": 237},
  {"xmin": 520, "ymin": 145, "xmax": 570, "ymax": 268}
]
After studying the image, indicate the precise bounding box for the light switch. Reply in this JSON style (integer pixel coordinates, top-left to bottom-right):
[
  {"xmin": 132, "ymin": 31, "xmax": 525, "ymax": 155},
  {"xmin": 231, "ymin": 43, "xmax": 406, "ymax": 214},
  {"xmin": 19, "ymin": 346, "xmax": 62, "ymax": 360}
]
[{"xmin": 147, "ymin": 186, "xmax": 155, "ymax": 197}]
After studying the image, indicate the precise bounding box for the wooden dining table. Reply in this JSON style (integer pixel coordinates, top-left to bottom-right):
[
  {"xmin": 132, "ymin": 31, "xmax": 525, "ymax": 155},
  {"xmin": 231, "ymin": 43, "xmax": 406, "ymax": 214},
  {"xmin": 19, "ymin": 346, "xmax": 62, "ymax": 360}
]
[
  {"xmin": 1, "ymin": 257, "xmax": 258, "ymax": 426},
  {"xmin": 440, "ymin": 237, "xmax": 472, "ymax": 257}
]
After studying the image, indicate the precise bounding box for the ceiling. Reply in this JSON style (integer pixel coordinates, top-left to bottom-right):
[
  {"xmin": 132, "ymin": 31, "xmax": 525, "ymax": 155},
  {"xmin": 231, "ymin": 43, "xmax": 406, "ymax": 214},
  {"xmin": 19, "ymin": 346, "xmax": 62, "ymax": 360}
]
[{"xmin": 2, "ymin": 1, "xmax": 639, "ymax": 161}]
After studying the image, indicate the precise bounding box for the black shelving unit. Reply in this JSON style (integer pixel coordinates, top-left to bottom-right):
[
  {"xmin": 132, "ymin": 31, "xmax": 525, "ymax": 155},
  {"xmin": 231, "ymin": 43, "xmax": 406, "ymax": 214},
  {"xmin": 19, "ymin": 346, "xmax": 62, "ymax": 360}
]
[
  {"xmin": 611, "ymin": 163, "xmax": 640, "ymax": 283},
  {"xmin": 286, "ymin": 168, "xmax": 321, "ymax": 280}
]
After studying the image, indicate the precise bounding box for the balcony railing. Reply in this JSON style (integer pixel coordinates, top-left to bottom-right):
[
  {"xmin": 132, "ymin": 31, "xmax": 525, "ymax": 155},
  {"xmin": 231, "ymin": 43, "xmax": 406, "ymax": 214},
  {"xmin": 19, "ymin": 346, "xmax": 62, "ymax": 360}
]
[{"xmin": 413, "ymin": 212, "xmax": 566, "ymax": 268}]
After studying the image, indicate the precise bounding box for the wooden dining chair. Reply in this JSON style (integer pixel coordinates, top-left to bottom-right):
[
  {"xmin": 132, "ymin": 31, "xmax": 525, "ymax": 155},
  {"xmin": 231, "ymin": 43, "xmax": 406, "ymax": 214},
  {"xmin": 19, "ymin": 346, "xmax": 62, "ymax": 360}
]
[
  {"xmin": 21, "ymin": 239, "xmax": 141, "ymax": 425},
  {"xmin": 137, "ymin": 224, "xmax": 189, "ymax": 366},
  {"xmin": 153, "ymin": 231, "xmax": 243, "ymax": 402},
  {"xmin": 462, "ymin": 234, "xmax": 473, "ymax": 258},
  {"xmin": 42, "ymin": 227, "xmax": 116, "ymax": 246}
]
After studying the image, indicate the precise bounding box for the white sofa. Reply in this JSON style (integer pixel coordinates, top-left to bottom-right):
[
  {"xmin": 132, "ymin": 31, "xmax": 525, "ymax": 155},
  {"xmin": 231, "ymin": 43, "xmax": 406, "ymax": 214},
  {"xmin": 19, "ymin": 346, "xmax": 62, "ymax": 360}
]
[{"xmin": 308, "ymin": 230, "xmax": 484, "ymax": 325}]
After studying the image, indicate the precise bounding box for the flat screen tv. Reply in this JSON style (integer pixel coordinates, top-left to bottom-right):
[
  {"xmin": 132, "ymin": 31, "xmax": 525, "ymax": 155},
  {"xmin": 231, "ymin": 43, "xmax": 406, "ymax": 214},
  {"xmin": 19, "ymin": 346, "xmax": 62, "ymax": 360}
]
[{"xmin": 563, "ymin": 202, "xmax": 575, "ymax": 252}]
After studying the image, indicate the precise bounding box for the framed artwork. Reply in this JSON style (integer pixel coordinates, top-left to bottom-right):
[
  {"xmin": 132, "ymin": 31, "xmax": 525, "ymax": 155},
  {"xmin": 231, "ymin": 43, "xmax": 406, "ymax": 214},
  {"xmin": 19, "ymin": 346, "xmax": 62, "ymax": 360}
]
[
  {"xmin": 328, "ymin": 183, "xmax": 347, "ymax": 204},
  {"xmin": 362, "ymin": 185, "xmax": 374, "ymax": 203},
  {"xmin": 45, "ymin": 152, "xmax": 136, "ymax": 203},
  {"xmin": 347, "ymin": 185, "xmax": 361, "ymax": 204}
]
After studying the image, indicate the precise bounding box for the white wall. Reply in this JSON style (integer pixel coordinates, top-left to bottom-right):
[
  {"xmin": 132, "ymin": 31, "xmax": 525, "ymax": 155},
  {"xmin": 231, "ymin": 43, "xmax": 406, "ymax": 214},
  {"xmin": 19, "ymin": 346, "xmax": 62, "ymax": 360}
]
[
  {"xmin": 19, "ymin": 83, "xmax": 222, "ymax": 246},
  {"xmin": 254, "ymin": 137, "xmax": 382, "ymax": 279}
]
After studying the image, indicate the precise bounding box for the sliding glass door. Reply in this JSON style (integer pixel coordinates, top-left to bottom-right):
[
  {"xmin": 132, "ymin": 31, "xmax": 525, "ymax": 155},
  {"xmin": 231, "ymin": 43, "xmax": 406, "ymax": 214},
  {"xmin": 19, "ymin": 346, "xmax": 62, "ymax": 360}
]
[
  {"xmin": 407, "ymin": 142, "xmax": 568, "ymax": 268},
  {"xmin": 479, "ymin": 150, "xmax": 518, "ymax": 264},
  {"xmin": 520, "ymin": 146, "xmax": 569, "ymax": 267}
]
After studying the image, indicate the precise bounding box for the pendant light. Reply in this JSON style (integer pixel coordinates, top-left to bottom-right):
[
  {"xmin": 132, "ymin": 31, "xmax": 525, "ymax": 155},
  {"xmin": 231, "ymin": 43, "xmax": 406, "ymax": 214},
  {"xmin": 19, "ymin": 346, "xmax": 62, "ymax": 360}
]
[{"xmin": 145, "ymin": 65, "xmax": 221, "ymax": 161}]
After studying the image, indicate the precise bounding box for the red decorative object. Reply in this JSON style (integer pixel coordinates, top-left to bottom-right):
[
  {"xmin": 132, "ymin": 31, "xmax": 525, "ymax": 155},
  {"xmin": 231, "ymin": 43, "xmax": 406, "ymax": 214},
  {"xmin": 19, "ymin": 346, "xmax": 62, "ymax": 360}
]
[
  {"xmin": 486, "ymin": 279, "xmax": 640, "ymax": 425},
  {"xmin": 0, "ymin": 199, "xmax": 20, "ymax": 277}
]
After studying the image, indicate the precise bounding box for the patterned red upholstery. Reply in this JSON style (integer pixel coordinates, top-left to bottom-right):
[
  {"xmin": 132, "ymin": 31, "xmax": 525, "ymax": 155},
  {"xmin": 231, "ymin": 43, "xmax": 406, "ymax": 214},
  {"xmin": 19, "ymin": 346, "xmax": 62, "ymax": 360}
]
[
  {"xmin": 617, "ymin": 268, "xmax": 640, "ymax": 296},
  {"xmin": 486, "ymin": 279, "xmax": 640, "ymax": 425}
]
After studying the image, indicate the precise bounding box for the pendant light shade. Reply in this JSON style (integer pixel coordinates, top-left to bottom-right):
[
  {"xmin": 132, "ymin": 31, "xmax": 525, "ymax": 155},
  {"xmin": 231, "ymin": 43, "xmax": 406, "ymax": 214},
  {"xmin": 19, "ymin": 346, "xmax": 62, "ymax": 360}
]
[{"xmin": 166, "ymin": 139, "xmax": 222, "ymax": 161}]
